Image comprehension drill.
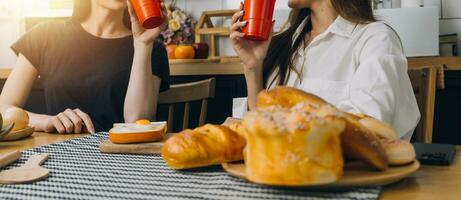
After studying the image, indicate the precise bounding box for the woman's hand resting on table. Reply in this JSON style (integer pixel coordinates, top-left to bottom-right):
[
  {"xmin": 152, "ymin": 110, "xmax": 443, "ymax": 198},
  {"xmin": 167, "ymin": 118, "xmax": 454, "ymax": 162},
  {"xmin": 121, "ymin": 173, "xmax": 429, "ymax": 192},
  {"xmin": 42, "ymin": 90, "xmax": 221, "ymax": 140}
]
[
  {"xmin": 230, "ymin": 10, "xmax": 273, "ymax": 73},
  {"xmin": 40, "ymin": 109, "xmax": 95, "ymax": 134}
]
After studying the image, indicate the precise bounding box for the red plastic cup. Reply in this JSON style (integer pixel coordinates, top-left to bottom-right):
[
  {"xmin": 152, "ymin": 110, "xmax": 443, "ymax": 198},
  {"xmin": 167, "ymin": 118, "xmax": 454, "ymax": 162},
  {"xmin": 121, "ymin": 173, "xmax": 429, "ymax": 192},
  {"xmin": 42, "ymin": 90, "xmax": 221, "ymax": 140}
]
[
  {"xmin": 242, "ymin": 0, "xmax": 276, "ymax": 41},
  {"xmin": 130, "ymin": 0, "xmax": 164, "ymax": 29}
]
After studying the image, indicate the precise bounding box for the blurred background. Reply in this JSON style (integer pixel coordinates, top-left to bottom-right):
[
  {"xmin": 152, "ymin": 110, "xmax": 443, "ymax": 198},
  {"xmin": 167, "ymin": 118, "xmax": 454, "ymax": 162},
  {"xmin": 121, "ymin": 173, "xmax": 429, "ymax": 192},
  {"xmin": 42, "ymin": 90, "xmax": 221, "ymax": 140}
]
[
  {"xmin": 0, "ymin": 0, "xmax": 293, "ymax": 68},
  {"xmin": 2, "ymin": 0, "xmax": 459, "ymax": 68},
  {"xmin": 0, "ymin": 0, "xmax": 73, "ymax": 68}
]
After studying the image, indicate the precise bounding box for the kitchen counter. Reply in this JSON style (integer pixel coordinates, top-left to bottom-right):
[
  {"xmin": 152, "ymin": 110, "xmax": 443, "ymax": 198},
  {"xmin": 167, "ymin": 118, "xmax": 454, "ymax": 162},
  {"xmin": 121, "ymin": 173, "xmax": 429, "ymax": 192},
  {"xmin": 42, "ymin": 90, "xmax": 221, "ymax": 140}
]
[
  {"xmin": 408, "ymin": 56, "xmax": 461, "ymax": 70},
  {"xmin": 0, "ymin": 57, "xmax": 244, "ymax": 78},
  {"xmin": 167, "ymin": 57, "xmax": 243, "ymax": 76},
  {"xmin": 1, "ymin": 56, "xmax": 460, "ymax": 78}
]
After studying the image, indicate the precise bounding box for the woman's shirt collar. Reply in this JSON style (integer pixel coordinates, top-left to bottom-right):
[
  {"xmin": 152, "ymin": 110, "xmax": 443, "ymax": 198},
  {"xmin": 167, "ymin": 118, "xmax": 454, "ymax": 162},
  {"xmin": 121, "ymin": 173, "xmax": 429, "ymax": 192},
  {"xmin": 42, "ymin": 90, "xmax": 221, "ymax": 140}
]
[
  {"xmin": 293, "ymin": 15, "xmax": 358, "ymax": 56},
  {"xmin": 293, "ymin": 15, "xmax": 358, "ymax": 41}
]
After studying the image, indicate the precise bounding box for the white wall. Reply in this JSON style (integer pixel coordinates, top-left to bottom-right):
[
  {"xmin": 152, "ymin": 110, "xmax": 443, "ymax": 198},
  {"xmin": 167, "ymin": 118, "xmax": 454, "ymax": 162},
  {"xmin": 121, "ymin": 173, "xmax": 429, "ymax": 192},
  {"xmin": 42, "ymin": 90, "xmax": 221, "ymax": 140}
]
[
  {"xmin": 0, "ymin": 18, "xmax": 21, "ymax": 68},
  {"xmin": 0, "ymin": 0, "xmax": 21, "ymax": 68},
  {"xmin": 2, "ymin": 0, "xmax": 458, "ymax": 68},
  {"xmin": 171, "ymin": 0, "xmax": 290, "ymax": 31},
  {"xmin": 175, "ymin": 0, "xmax": 461, "ymax": 57},
  {"xmin": 424, "ymin": 0, "xmax": 461, "ymax": 53},
  {"xmin": 0, "ymin": 0, "xmax": 290, "ymax": 67},
  {"xmin": 178, "ymin": 0, "xmax": 461, "ymax": 56},
  {"xmin": 0, "ymin": 0, "xmax": 72, "ymax": 68}
]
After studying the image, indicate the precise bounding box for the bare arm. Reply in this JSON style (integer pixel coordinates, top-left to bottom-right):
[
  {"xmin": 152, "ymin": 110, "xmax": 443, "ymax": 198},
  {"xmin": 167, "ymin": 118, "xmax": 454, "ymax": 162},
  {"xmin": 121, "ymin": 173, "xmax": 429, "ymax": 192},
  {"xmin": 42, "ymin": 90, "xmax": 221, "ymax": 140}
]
[
  {"xmin": 123, "ymin": 44, "xmax": 161, "ymax": 122},
  {"xmin": 0, "ymin": 54, "xmax": 95, "ymax": 134},
  {"xmin": 244, "ymin": 67, "xmax": 264, "ymax": 110},
  {"xmin": 124, "ymin": 1, "xmax": 167, "ymax": 122},
  {"xmin": 230, "ymin": 11, "xmax": 271, "ymax": 110},
  {"xmin": 0, "ymin": 54, "xmax": 49, "ymax": 130}
]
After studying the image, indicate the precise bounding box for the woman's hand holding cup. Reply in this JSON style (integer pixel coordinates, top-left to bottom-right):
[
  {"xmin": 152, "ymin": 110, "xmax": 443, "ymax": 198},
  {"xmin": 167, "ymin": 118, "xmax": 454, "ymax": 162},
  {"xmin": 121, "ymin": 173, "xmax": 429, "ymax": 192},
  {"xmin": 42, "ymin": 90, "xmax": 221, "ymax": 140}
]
[
  {"xmin": 127, "ymin": 0, "xmax": 168, "ymax": 47},
  {"xmin": 230, "ymin": 10, "xmax": 274, "ymax": 74}
]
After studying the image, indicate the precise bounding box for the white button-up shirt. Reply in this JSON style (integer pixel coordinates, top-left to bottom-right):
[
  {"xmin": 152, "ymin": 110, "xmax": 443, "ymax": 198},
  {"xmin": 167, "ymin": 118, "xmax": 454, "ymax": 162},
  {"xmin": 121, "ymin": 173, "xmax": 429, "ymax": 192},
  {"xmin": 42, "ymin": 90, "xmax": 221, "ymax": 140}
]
[{"xmin": 233, "ymin": 16, "xmax": 420, "ymax": 140}]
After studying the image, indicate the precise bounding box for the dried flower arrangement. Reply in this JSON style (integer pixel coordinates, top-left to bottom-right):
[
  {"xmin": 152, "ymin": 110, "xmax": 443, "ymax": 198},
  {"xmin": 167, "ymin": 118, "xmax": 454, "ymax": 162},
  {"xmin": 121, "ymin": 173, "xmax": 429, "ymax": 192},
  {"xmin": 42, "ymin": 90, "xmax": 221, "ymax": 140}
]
[{"xmin": 160, "ymin": 0, "xmax": 195, "ymax": 45}]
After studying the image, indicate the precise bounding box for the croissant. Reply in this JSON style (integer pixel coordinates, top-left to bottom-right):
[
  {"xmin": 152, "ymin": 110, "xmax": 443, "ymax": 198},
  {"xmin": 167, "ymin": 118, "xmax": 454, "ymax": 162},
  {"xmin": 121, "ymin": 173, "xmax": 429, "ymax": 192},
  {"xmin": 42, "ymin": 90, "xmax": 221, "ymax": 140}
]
[
  {"xmin": 162, "ymin": 124, "xmax": 246, "ymax": 169},
  {"xmin": 257, "ymin": 87, "xmax": 389, "ymax": 170}
]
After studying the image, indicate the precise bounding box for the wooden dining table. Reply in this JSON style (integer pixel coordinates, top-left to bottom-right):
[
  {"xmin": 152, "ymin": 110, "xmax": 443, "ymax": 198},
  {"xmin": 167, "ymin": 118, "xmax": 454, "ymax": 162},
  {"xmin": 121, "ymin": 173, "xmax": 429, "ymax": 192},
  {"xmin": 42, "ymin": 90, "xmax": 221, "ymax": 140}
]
[{"xmin": 1, "ymin": 132, "xmax": 460, "ymax": 200}]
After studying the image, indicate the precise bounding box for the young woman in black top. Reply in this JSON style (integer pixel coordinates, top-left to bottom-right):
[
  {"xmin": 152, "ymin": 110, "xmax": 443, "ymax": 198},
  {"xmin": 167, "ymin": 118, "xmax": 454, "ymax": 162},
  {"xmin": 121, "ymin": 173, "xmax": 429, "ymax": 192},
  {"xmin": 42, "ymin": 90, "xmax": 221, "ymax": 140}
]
[{"xmin": 0, "ymin": 0, "xmax": 170, "ymax": 133}]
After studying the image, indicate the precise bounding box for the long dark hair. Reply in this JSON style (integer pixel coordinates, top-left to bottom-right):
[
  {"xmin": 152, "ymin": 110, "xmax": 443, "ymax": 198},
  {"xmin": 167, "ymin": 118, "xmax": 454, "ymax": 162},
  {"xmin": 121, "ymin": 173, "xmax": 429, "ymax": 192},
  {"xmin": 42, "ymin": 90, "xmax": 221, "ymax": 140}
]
[
  {"xmin": 263, "ymin": 0, "xmax": 376, "ymax": 87},
  {"xmin": 71, "ymin": 0, "xmax": 131, "ymax": 28}
]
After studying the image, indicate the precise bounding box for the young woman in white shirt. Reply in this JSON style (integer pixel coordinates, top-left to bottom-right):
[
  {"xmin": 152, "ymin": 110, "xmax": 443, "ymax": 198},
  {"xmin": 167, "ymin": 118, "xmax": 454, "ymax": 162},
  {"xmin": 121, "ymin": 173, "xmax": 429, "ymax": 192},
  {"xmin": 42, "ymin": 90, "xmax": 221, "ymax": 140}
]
[{"xmin": 230, "ymin": 0, "xmax": 420, "ymax": 140}]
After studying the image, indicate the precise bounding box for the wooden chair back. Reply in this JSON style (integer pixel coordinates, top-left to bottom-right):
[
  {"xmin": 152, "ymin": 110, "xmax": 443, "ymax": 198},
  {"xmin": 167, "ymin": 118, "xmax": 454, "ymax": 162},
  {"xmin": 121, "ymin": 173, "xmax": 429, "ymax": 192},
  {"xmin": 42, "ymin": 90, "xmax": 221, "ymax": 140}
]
[
  {"xmin": 158, "ymin": 78, "xmax": 216, "ymax": 133},
  {"xmin": 408, "ymin": 67, "xmax": 438, "ymax": 143}
]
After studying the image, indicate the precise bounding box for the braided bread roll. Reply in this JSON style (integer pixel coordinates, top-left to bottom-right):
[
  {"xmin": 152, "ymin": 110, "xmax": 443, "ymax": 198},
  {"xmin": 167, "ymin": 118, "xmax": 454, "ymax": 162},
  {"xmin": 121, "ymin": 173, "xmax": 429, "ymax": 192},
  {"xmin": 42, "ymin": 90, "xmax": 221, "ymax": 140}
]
[{"xmin": 162, "ymin": 124, "xmax": 246, "ymax": 169}]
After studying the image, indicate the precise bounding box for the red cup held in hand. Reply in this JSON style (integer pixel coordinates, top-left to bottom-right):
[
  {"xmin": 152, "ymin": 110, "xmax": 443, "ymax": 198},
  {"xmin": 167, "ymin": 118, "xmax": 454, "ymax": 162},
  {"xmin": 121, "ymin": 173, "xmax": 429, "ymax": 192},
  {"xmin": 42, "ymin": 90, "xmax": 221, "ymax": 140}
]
[
  {"xmin": 130, "ymin": 0, "xmax": 164, "ymax": 29},
  {"xmin": 242, "ymin": 0, "xmax": 276, "ymax": 41}
]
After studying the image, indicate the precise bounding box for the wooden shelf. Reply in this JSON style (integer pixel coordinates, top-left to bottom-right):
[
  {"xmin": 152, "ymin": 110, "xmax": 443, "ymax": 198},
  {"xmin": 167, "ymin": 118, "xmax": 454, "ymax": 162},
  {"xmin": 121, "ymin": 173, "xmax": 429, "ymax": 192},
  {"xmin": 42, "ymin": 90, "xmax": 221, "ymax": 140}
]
[
  {"xmin": 408, "ymin": 56, "xmax": 461, "ymax": 70},
  {"xmin": 2, "ymin": 56, "xmax": 460, "ymax": 79},
  {"xmin": 168, "ymin": 58, "xmax": 221, "ymax": 64},
  {"xmin": 170, "ymin": 62, "xmax": 242, "ymax": 76},
  {"xmin": 195, "ymin": 27, "xmax": 230, "ymax": 35},
  {"xmin": 0, "ymin": 57, "xmax": 243, "ymax": 78}
]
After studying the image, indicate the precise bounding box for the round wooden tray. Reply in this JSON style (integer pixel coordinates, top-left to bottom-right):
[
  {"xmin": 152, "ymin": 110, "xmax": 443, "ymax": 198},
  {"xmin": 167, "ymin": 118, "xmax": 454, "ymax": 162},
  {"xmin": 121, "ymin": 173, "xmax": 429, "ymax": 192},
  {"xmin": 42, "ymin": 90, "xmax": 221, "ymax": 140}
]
[
  {"xmin": 0, "ymin": 127, "xmax": 34, "ymax": 142},
  {"xmin": 222, "ymin": 160, "xmax": 420, "ymax": 189}
]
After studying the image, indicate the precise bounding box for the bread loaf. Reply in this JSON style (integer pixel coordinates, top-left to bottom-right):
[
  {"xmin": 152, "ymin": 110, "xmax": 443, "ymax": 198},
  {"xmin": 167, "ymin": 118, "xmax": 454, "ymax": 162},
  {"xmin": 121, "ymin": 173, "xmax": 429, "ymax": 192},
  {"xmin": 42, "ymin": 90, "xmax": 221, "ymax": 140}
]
[
  {"xmin": 2, "ymin": 107, "xmax": 29, "ymax": 131},
  {"xmin": 243, "ymin": 106, "xmax": 345, "ymax": 185},
  {"xmin": 162, "ymin": 124, "xmax": 246, "ymax": 169},
  {"xmin": 340, "ymin": 118, "xmax": 389, "ymax": 170},
  {"xmin": 256, "ymin": 87, "xmax": 390, "ymax": 170}
]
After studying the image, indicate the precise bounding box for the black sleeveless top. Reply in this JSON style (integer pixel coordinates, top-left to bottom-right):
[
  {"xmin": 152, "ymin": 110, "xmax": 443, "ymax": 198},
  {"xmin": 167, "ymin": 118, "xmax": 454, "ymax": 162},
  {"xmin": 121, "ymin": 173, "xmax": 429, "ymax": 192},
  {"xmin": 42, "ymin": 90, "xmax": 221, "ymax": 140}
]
[{"xmin": 11, "ymin": 20, "xmax": 170, "ymax": 132}]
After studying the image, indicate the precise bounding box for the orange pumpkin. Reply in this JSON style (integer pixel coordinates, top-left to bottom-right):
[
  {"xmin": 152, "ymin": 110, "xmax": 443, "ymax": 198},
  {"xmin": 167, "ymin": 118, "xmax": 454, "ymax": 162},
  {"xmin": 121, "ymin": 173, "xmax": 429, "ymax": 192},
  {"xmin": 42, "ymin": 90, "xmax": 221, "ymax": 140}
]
[
  {"xmin": 174, "ymin": 45, "xmax": 195, "ymax": 59},
  {"xmin": 166, "ymin": 44, "xmax": 177, "ymax": 59}
]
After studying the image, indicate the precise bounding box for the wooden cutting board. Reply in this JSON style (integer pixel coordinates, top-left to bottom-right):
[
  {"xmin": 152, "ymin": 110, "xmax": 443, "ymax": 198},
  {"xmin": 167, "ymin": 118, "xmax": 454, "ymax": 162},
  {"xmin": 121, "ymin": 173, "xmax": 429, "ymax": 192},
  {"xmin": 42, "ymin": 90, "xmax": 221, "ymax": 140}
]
[
  {"xmin": 100, "ymin": 120, "xmax": 239, "ymax": 155},
  {"xmin": 99, "ymin": 134, "xmax": 172, "ymax": 155},
  {"xmin": 0, "ymin": 153, "xmax": 49, "ymax": 184},
  {"xmin": 0, "ymin": 151, "xmax": 22, "ymax": 168}
]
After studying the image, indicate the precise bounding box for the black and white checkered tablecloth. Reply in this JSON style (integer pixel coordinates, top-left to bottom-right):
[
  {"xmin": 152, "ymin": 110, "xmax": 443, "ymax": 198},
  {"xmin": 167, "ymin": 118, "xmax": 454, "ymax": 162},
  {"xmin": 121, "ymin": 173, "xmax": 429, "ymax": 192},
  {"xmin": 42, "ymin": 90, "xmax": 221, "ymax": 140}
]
[{"xmin": 0, "ymin": 132, "xmax": 381, "ymax": 200}]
